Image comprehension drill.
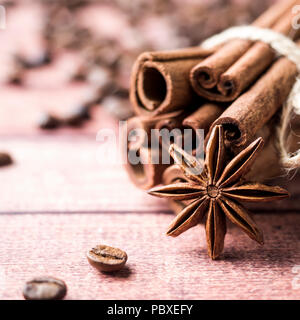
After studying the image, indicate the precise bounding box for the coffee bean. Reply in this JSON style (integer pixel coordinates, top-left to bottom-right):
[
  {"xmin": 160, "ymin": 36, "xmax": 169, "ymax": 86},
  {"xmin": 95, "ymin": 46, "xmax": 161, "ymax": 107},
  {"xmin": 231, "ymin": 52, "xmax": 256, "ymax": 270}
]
[
  {"xmin": 87, "ymin": 244, "xmax": 128, "ymax": 272},
  {"xmin": 9, "ymin": 75, "xmax": 23, "ymax": 86},
  {"xmin": 38, "ymin": 112, "xmax": 61, "ymax": 130},
  {"xmin": 20, "ymin": 52, "xmax": 52, "ymax": 69},
  {"xmin": 71, "ymin": 105, "xmax": 91, "ymax": 120},
  {"xmin": 23, "ymin": 277, "xmax": 67, "ymax": 300},
  {"xmin": 0, "ymin": 152, "xmax": 13, "ymax": 167},
  {"xmin": 64, "ymin": 105, "xmax": 91, "ymax": 127},
  {"xmin": 112, "ymin": 88, "xmax": 129, "ymax": 99}
]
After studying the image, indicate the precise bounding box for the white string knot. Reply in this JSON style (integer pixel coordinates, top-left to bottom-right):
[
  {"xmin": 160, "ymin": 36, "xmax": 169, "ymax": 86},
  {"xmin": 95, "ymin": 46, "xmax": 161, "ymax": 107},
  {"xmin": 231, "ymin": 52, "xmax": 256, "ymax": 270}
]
[{"xmin": 201, "ymin": 25, "xmax": 300, "ymax": 170}]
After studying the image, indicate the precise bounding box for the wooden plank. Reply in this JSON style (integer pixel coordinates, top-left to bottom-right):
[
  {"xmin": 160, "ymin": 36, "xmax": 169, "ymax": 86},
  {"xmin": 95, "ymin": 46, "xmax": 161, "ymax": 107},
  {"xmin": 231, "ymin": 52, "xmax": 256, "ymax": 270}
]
[
  {"xmin": 0, "ymin": 136, "xmax": 168, "ymax": 212},
  {"xmin": 0, "ymin": 212, "xmax": 299, "ymax": 300},
  {"xmin": 1, "ymin": 135, "xmax": 300, "ymax": 213}
]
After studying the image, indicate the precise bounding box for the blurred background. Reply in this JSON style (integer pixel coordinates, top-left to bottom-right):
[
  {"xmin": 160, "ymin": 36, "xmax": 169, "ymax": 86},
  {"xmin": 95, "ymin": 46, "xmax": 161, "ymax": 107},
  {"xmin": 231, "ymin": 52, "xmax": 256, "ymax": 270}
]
[{"xmin": 0, "ymin": 0, "xmax": 276, "ymax": 133}]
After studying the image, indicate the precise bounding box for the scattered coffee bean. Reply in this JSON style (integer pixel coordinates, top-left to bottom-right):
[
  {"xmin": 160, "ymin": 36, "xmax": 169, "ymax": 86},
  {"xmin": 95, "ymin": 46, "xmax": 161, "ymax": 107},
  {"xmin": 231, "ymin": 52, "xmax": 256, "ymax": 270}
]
[
  {"xmin": 63, "ymin": 116, "xmax": 83, "ymax": 127},
  {"xmin": 72, "ymin": 65, "xmax": 89, "ymax": 81},
  {"xmin": 19, "ymin": 51, "xmax": 52, "ymax": 69},
  {"xmin": 0, "ymin": 152, "xmax": 13, "ymax": 167},
  {"xmin": 87, "ymin": 244, "xmax": 128, "ymax": 272},
  {"xmin": 72, "ymin": 105, "xmax": 91, "ymax": 120},
  {"xmin": 38, "ymin": 112, "xmax": 61, "ymax": 130},
  {"xmin": 63, "ymin": 107, "xmax": 88, "ymax": 127},
  {"xmin": 23, "ymin": 277, "xmax": 67, "ymax": 300},
  {"xmin": 112, "ymin": 88, "xmax": 129, "ymax": 99},
  {"xmin": 9, "ymin": 75, "xmax": 23, "ymax": 86}
]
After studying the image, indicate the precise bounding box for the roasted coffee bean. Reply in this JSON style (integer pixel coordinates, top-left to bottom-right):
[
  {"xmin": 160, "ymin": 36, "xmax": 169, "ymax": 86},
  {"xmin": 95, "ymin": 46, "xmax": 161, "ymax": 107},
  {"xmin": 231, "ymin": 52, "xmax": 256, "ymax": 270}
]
[
  {"xmin": 38, "ymin": 112, "xmax": 61, "ymax": 130},
  {"xmin": 71, "ymin": 105, "xmax": 91, "ymax": 120},
  {"xmin": 63, "ymin": 105, "xmax": 90, "ymax": 127},
  {"xmin": 111, "ymin": 88, "xmax": 129, "ymax": 99},
  {"xmin": 20, "ymin": 52, "xmax": 52, "ymax": 69},
  {"xmin": 9, "ymin": 75, "xmax": 23, "ymax": 86},
  {"xmin": 87, "ymin": 244, "xmax": 128, "ymax": 272},
  {"xmin": 72, "ymin": 66, "xmax": 89, "ymax": 81},
  {"xmin": 23, "ymin": 277, "xmax": 67, "ymax": 300},
  {"xmin": 0, "ymin": 152, "xmax": 13, "ymax": 167},
  {"xmin": 64, "ymin": 115, "xmax": 83, "ymax": 127}
]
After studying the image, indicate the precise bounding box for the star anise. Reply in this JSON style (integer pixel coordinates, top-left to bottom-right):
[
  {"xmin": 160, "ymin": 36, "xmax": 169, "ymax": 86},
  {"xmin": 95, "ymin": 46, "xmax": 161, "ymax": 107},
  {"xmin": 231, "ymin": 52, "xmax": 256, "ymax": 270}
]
[{"xmin": 148, "ymin": 125, "xmax": 289, "ymax": 259}]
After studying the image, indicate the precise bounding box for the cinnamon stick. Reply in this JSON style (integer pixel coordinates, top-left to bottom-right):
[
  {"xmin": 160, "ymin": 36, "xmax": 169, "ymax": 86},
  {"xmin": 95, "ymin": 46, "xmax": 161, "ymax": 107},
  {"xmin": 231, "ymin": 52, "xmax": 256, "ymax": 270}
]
[
  {"xmin": 130, "ymin": 47, "xmax": 214, "ymax": 117},
  {"xmin": 154, "ymin": 110, "xmax": 191, "ymax": 153},
  {"xmin": 182, "ymin": 103, "xmax": 224, "ymax": 154},
  {"xmin": 124, "ymin": 117, "xmax": 170, "ymax": 190},
  {"xmin": 153, "ymin": 103, "xmax": 223, "ymax": 155},
  {"xmin": 244, "ymin": 121, "xmax": 283, "ymax": 182},
  {"xmin": 208, "ymin": 46, "xmax": 299, "ymax": 150},
  {"xmin": 216, "ymin": 9, "xmax": 300, "ymax": 101},
  {"xmin": 190, "ymin": 0, "xmax": 298, "ymax": 101}
]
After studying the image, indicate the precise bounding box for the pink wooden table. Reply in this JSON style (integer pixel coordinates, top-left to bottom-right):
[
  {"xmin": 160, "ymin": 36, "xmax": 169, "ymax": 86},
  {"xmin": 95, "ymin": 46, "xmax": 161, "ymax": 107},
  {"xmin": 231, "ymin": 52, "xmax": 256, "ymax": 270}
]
[{"xmin": 0, "ymin": 84, "xmax": 300, "ymax": 300}]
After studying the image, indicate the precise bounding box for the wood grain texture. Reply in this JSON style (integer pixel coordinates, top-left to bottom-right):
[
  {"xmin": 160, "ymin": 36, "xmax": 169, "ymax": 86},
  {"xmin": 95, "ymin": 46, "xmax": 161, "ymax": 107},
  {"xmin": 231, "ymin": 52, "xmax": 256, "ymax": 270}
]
[
  {"xmin": 0, "ymin": 136, "xmax": 167, "ymax": 213},
  {"xmin": 0, "ymin": 212, "xmax": 299, "ymax": 300}
]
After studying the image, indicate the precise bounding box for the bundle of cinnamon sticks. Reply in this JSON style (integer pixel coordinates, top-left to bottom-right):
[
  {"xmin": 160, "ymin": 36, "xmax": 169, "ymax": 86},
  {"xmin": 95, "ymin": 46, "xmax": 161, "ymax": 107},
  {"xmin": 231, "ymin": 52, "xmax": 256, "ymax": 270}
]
[{"xmin": 125, "ymin": 0, "xmax": 300, "ymax": 202}]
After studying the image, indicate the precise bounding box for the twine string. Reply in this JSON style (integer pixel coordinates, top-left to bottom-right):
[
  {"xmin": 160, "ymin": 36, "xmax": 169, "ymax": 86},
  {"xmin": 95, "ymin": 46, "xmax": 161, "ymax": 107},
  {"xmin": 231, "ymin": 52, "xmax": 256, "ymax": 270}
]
[{"xmin": 200, "ymin": 25, "xmax": 300, "ymax": 170}]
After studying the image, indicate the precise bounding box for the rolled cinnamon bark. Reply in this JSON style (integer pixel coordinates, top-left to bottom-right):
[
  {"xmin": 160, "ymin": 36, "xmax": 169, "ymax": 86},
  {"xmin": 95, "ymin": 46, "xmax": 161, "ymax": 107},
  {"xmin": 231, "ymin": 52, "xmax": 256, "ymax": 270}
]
[
  {"xmin": 154, "ymin": 109, "xmax": 191, "ymax": 153},
  {"xmin": 124, "ymin": 117, "xmax": 170, "ymax": 190},
  {"xmin": 130, "ymin": 47, "xmax": 214, "ymax": 117},
  {"xmin": 182, "ymin": 103, "xmax": 224, "ymax": 154},
  {"xmin": 208, "ymin": 48, "xmax": 299, "ymax": 150},
  {"xmin": 190, "ymin": 0, "xmax": 298, "ymax": 101},
  {"xmin": 217, "ymin": 9, "xmax": 300, "ymax": 101}
]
